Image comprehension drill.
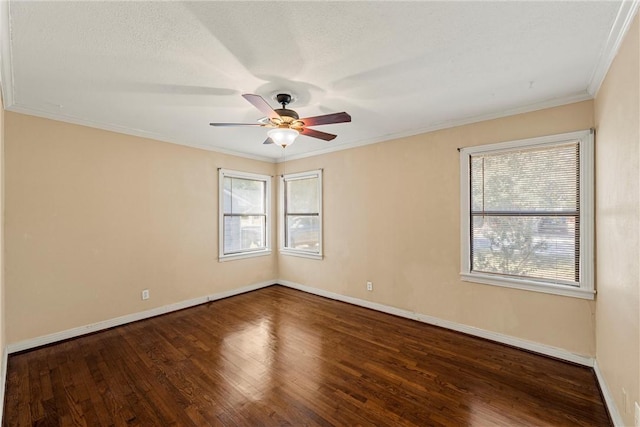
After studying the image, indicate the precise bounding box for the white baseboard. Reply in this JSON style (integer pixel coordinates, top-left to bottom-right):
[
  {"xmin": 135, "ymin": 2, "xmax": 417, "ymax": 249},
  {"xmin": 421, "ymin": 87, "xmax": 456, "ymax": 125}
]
[
  {"xmin": 278, "ymin": 280, "xmax": 595, "ymax": 367},
  {"xmin": 0, "ymin": 347, "xmax": 7, "ymax": 423},
  {"xmin": 7, "ymin": 280, "xmax": 276, "ymax": 354},
  {"xmin": 6, "ymin": 278, "xmax": 596, "ymax": 367},
  {"xmin": 594, "ymin": 360, "xmax": 624, "ymax": 426},
  {"xmin": 4, "ymin": 279, "xmax": 617, "ymax": 424}
]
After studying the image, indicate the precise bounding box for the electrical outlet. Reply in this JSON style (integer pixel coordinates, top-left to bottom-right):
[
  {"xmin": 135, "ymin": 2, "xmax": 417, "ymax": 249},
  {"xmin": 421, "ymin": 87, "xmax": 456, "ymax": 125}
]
[
  {"xmin": 366, "ymin": 281, "xmax": 373, "ymax": 291},
  {"xmin": 142, "ymin": 289, "xmax": 150, "ymax": 300},
  {"xmin": 634, "ymin": 401, "xmax": 639, "ymax": 427}
]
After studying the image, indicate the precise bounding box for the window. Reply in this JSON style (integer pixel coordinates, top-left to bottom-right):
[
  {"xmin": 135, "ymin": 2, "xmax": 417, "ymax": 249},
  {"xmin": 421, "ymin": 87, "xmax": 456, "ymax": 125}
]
[
  {"xmin": 280, "ymin": 170, "xmax": 323, "ymax": 259},
  {"xmin": 459, "ymin": 130, "xmax": 594, "ymax": 299},
  {"xmin": 219, "ymin": 169, "xmax": 271, "ymax": 261}
]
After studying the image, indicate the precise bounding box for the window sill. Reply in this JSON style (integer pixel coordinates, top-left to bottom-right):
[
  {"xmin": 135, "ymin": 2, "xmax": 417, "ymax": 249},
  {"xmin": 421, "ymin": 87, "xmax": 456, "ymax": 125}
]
[
  {"xmin": 219, "ymin": 249, "xmax": 271, "ymax": 262},
  {"xmin": 280, "ymin": 249, "xmax": 323, "ymax": 260},
  {"xmin": 460, "ymin": 272, "xmax": 595, "ymax": 300}
]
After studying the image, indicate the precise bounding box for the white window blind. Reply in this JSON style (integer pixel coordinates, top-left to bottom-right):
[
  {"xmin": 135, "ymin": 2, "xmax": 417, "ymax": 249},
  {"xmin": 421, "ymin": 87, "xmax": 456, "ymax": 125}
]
[
  {"xmin": 470, "ymin": 143, "xmax": 579, "ymax": 285},
  {"xmin": 460, "ymin": 130, "xmax": 594, "ymax": 299}
]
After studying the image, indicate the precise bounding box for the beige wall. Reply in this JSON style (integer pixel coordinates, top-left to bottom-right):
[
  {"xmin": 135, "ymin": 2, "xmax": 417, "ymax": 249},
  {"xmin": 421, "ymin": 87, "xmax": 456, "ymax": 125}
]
[
  {"xmin": 5, "ymin": 112, "xmax": 277, "ymax": 344},
  {"xmin": 594, "ymin": 14, "xmax": 640, "ymax": 426},
  {"xmin": 3, "ymin": 99, "xmax": 601, "ymax": 359},
  {"xmin": 279, "ymin": 100, "xmax": 596, "ymax": 357}
]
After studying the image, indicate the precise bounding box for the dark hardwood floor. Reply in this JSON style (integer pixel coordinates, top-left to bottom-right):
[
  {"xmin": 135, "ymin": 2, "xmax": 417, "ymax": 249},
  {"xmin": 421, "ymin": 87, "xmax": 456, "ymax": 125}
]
[{"xmin": 3, "ymin": 285, "xmax": 611, "ymax": 426}]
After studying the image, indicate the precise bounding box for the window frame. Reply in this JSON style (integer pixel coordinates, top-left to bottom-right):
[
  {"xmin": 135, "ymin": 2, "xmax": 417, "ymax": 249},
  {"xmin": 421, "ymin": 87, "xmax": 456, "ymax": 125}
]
[
  {"xmin": 459, "ymin": 129, "xmax": 595, "ymax": 299},
  {"xmin": 279, "ymin": 169, "xmax": 323, "ymax": 260},
  {"xmin": 218, "ymin": 168, "xmax": 272, "ymax": 262}
]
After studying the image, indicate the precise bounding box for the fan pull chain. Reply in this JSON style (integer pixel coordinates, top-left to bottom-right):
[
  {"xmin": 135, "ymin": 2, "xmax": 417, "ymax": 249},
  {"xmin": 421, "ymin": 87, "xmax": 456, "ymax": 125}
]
[{"xmin": 282, "ymin": 146, "xmax": 287, "ymax": 178}]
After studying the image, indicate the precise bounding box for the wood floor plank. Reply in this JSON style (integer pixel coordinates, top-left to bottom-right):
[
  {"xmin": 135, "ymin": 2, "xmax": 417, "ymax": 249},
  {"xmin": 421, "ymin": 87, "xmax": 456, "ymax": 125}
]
[{"xmin": 3, "ymin": 285, "xmax": 612, "ymax": 426}]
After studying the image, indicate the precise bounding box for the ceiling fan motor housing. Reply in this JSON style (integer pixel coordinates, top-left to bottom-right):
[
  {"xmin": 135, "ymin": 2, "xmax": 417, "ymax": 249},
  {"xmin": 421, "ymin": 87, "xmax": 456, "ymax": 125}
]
[{"xmin": 275, "ymin": 108, "xmax": 299, "ymax": 120}]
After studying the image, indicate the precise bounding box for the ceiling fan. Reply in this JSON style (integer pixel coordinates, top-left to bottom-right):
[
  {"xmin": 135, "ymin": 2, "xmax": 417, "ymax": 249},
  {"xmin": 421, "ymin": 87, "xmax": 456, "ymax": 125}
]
[{"xmin": 210, "ymin": 93, "xmax": 351, "ymax": 148}]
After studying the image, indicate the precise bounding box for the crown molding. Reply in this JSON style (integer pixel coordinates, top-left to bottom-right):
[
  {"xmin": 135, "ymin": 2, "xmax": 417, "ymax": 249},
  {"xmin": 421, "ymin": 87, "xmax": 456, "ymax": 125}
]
[
  {"xmin": 1, "ymin": 0, "xmax": 628, "ymax": 164},
  {"xmin": 587, "ymin": 0, "xmax": 639, "ymax": 96},
  {"xmin": 6, "ymin": 91, "xmax": 592, "ymax": 166},
  {"xmin": 6, "ymin": 103, "xmax": 278, "ymax": 163},
  {"xmin": 278, "ymin": 91, "xmax": 593, "ymax": 163}
]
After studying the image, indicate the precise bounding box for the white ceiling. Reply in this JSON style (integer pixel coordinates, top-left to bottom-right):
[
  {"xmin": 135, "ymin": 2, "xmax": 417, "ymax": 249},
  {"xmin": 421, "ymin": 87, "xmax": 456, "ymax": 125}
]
[{"xmin": 1, "ymin": 1, "xmax": 637, "ymax": 162}]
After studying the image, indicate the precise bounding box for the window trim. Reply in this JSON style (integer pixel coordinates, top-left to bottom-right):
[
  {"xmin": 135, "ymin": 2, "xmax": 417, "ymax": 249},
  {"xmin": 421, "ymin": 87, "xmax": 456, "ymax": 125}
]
[
  {"xmin": 459, "ymin": 130, "xmax": 595, "ymax": 300},
  {"xmin": 218, "ymin": 168, "xmax": 272, "ymax": 262},
  {"xmin": 279, "ymin": 169, "xmax": 323, "ymax": 260}
]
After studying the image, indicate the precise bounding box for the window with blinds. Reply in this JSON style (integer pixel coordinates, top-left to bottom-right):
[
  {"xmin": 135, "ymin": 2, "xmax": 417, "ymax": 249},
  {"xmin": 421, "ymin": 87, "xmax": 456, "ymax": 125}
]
[
  {"xmin": 280, "ymin": 170, "xmax": 323, "ymax": 259},
  {"xmin": 218, "ymin": 169, "xmax": 271, "ymax": 261},
  {"xmin": 460, "ymin": 130, "xmax": 594, "ymax": 299}
]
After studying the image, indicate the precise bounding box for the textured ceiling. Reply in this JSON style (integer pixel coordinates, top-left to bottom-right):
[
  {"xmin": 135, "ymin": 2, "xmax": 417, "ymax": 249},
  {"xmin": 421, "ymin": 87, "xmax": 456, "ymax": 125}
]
[{"xmin": 1, "ymin": 1, "xmax": 633, "ymax": 161}]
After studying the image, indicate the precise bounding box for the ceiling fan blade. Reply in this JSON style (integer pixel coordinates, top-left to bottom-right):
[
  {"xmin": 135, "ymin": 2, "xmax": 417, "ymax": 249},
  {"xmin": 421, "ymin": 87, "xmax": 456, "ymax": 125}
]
[
  {"xmin": 209, "ymin": 123, "xmax": 264, "ymax": 127},
  {"xmin": 242, "ymin": 94, "xmax": 281, "ymax": 120},
  {"xmin": 300, "ymin": 112, "xmax": 351, "ymax": 127},
  {"xmin": 263, "ymin": 137, "xmax": 275, "ymax": 145},
  {"xmin": 300, "ymin": 128, "xmax": 337, "ymax": 141}
]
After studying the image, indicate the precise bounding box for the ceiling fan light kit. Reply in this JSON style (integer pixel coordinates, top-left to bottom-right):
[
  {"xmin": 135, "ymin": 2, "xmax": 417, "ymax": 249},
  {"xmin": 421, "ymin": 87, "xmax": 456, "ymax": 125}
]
[
  {"xmin": 210, "ymin": 93, "xmax": 351, "ymax": 147},
  {"xmin": 267, "ymin": 128, "xmax": 299, "ymax": 147}
]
